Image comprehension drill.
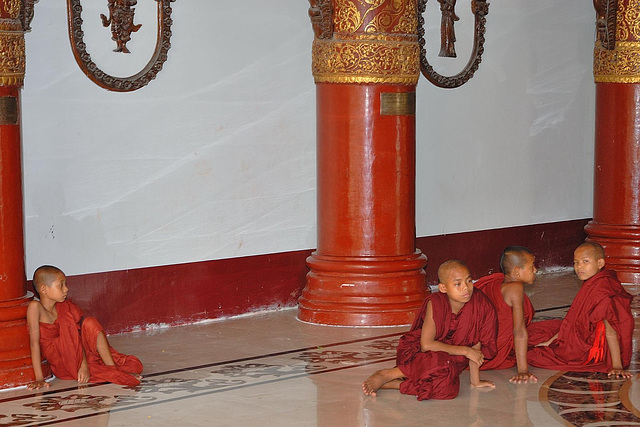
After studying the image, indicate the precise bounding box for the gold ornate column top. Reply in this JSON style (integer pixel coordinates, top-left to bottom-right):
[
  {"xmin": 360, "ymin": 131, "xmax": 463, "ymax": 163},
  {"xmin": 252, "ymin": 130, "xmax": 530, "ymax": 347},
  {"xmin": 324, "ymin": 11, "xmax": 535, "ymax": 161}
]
[
  {"xmin": 594, "ymin": 0, "xmax": 640, "ymax": 83},
  {"xmin": 0, "ymin": 0, "xmax": 26, "ymax": 87},
  {"xmin": 309, "ymin": 0, "xmax": 420, "ymax": 85}
]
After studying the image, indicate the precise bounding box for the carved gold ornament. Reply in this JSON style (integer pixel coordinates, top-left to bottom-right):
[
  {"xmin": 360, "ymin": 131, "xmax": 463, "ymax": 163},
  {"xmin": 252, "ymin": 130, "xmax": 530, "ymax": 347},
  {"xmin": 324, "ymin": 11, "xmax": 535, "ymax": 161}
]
[
  {"xmin": 312, "ymin": 38, "xmax": 420, "ymax": 84},
  {"xmin": 0, "ymin": 31, "xmax": 25, "ymax": 87},
  {"xmin": 616, "ymin": 0, "xmax": 640, "ymax": 42},
  {"xmin": 309, "ymin": 0, "xmax": 420, "ymax": 85},
  {"xmin": 594, "ymin": 41, "xmax": 640, "ymax": 83}
]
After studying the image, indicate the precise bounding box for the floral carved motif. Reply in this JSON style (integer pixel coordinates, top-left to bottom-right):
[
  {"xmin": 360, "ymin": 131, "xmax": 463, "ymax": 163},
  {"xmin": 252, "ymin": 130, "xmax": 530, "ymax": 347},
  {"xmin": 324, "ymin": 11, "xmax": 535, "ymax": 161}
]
[
  {"xmin": 312, "ymin": 37, "xmax": 420, "ymax": 84},
  {"xmin": 616, "ymin": 0, "xmax": 640, "ymax": 42},
  {"xmin": 100, "ymin": 0, "xmax": 142, "ymax": 53},
  {"xmin": 0, "ymin": 32, "xmax": 25, "ymax": 86}
]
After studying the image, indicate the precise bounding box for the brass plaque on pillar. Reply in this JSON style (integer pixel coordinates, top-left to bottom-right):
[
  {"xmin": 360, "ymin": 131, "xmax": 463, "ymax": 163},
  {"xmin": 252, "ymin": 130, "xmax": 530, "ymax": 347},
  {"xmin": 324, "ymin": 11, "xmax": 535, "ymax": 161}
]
[
  {"xmin": 380, "ymin": 92, "xmax": 415, "ymax": 116},
  {"xmin": 0, "ymin": 97, "xmax": 18, "ymax": 125}
]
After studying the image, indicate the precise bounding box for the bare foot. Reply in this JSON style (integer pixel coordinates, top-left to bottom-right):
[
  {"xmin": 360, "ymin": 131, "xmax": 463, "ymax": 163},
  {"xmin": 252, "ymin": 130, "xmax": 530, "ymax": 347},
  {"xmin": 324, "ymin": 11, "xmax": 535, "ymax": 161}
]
[
  {"xmin": 127, "ymin": 372, "xmax": 143, "ymax": 381},
  {"xmin": 362, "ymin": 368, "xmax": 403, "ymax": 396}
]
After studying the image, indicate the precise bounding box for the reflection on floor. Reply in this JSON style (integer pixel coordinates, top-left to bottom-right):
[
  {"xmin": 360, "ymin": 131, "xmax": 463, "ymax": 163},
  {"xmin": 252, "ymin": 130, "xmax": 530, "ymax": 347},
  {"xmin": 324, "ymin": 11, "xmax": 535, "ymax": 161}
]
[{"xmin": 2, "ymin": 270, "xmax": 640, "ymax": 426}]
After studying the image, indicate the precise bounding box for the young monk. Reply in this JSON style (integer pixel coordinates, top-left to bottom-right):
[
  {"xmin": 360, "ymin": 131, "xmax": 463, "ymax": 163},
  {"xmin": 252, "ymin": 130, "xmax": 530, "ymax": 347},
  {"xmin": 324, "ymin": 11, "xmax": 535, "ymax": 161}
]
[
  {"xmin": 362, "ymin": 260, "xmax": 498, "ymax": 400},
  {"xmin": 26, "ymin": 265, "xmax": 143, "ymax": 390},
  {"xmin": 527, "ymin": 242, "xmax": 634, "ymax": 378},
  {"xmin": 474, "ymin": 246, "xmax": 537, "ymax": 383}
]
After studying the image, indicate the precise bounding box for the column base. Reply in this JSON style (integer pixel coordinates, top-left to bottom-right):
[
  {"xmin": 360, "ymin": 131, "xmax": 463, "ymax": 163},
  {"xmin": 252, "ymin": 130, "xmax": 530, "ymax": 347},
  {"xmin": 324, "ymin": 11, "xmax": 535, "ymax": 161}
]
[
  {"xmin": 298, "ymin": 251, "xmax": 428, "ymax": 326},
  {"xmin": 585, "ymin": 221, "xmax": 640, "ymax": 286},
  {"xmin": 0, "ymin": 293, "xmax": 51, "ymax": 389}
]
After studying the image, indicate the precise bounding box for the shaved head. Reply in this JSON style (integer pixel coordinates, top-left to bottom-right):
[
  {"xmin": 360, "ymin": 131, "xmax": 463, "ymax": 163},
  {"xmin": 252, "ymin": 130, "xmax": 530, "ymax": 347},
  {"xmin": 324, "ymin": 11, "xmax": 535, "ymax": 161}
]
[
  {"xmin": 437, "ymin": 259, "xmax": 469, "ymax": 283},
  {"xmin": 576, "ymin": 241, "xmax": 605, "ymax": 260},
  {"xmin": 33, "ymin": 265, "xmax": 64, "ymax": 296},
  {"xmin": 500, "ymin": 246, "xmax": 533, "ymax": 275}
]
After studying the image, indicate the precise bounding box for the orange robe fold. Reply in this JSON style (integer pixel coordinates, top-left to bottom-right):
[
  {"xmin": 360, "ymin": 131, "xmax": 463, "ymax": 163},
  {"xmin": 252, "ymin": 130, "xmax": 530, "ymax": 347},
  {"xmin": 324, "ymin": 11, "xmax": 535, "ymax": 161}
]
[
  {"xmin": 39, "ymin": 300, "xmax": 143, "ymax": 386},
  {"xmin": 475, "ymin": 273, "xmax": 535, "ymax": 370},
  {"xmin": 527, "ymin": 269, "xmax": 633, "ymax": 371},
  {"xmin": 396, "ymin": 291, "xmax": 498, "ymax": 400}
]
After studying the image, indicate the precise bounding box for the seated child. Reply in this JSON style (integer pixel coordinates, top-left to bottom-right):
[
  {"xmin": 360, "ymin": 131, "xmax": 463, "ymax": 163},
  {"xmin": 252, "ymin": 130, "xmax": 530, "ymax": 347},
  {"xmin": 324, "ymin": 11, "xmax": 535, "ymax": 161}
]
[
  {"xmin": 362, "ymin": 260, "xmax": 498, "ymax": 400},
  {"xmin": 527, "ymin": 242, "xmax": 634, "ymax": 378},
  {"xmin": 475, "ymin": 246, "xmax": 537, "ymax": 383},
  {"xmin": 26, "ymin": 265, "xmax": 143, "ymax": 390}
]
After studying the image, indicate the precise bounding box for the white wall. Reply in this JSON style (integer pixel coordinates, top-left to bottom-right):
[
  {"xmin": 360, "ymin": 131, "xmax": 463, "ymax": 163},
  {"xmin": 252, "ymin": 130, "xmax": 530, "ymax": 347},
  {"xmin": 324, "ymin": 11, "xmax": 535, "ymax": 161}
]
[
  {"xmin": 416, "ymin": 1, "xmax": 595, "ymax": 235},
  {"xmin": 22, "ymin": 0, "xmax": 595, "ymax": 277}
]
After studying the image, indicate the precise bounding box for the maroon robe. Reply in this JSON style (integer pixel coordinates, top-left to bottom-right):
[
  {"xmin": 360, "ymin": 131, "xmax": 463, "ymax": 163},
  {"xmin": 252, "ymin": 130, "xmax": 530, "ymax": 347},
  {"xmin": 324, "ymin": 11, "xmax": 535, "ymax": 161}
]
[
  {"xmin": 475, "ymin": 273, "xmax": 535, "ymax": 370},
  {"xmin": 39, "ymin": 300, "xmax": 143, "ymax": 386},
  {"xmin": 527, "ymin": 269, "xmax": 633, "ymax": 371},
  {"xmin": 396, "ymin": 290, "xmax": 498, "ymax": 400}
]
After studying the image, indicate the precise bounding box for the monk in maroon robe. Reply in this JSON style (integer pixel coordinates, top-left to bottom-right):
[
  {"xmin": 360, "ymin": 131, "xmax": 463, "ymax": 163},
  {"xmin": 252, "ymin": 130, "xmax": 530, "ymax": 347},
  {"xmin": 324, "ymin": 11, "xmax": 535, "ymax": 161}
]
[
  {"xmin": 474, "ymin": 246, "xmax": 538, "ymax": 384},
  {"xmin": 362, "ymin": 260, "xmax": 498, "ymax": 400},
  {"xmin": 475, "ymin": 273, "xmax": 533, "ymax": 370},
  {"xmin": 528, "ymin": 242, "xmax": 634, "ymax": 377},
  {"xmin": 38, "ymin": 300, "xmax": 143, "ymax": 386},
  {"xmin": 27, "ymin": 265, "xmax": 143, "ymax": 390}
]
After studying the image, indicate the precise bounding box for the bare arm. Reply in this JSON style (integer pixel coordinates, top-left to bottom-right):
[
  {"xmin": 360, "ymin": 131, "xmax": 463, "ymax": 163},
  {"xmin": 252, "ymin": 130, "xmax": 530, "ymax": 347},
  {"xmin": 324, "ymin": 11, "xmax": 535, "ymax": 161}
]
[
  {"xmin": 469, "ymin": 343, "xmax": 495, "ymax": 389},
  {"xmin": 26, "ymin": 301, "xmax": 49, "ymax": 390},
  {"xmin": 504, "ymin": 284, "xmax": 537, "ymax": 383},
  {"xmin": 604, "ymin": 319, "xmax": 632, "ymax": 379},
  {"xmin": 419, "ymin": 301, "xmax": 484, "ymax": 365}
]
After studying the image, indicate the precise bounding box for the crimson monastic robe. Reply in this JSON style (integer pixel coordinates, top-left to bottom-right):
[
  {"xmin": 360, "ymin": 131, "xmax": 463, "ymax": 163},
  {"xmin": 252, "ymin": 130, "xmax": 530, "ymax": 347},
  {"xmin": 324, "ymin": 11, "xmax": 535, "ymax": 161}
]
[
  {"xmin": 527, "ymin": 269, "xmax": 633, "ymax": 371},
  {"xmin": 39, "ymin": 300, "xmax": 143, "ymax": 386},
  {"xmin": 396, "ymin": 291, "xmax": 498, "ymax": 400},
  {"xmin": 474, "ymin": 273, "xmax": 535, "ymax": 370}
]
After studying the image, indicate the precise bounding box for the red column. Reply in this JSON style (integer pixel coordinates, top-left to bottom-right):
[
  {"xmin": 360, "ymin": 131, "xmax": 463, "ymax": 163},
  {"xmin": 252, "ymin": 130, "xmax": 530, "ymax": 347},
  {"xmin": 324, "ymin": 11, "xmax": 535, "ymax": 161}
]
[
  {"xmin": 299, "ymin": 0, "xmax": 427, "ymax": 325},
  {"xmin": 0, "ymin": 7, "xmax": 48, "ymax": 388},
  {"xmin": 586, "ymin": 1, "xmax": 640, "ymax": 285}
]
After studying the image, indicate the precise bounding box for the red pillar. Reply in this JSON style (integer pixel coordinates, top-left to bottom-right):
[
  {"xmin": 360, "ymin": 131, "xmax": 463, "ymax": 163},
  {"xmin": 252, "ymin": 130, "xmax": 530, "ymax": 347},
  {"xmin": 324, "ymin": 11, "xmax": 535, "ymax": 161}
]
[
  {"xmin": 299, "ymin": 0, "xmax": 427, "ymax": 326},
  {"xmin": 0, "ymin": 7, "xmax": 49, "ymax": 388},
  {"xmin": 586, "ymin": 1, "xmax": 640, "ymax": 285}
]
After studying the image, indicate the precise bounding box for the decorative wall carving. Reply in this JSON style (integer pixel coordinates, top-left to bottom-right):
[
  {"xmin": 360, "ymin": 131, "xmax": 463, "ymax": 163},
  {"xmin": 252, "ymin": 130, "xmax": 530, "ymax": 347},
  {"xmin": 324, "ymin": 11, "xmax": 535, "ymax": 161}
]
[
  {"xmin": 438, "ymin": 0, "xmax": 459, "ymax": 58},
  {"xmin": 418, "ymin": 0, "xmax": 490, "ymax": 88},
  {"xmin": 100, "ymin": 0, "xmax": 142, "ymax": 53},
  {"xmin": 67, "ymin": 0, "xmax": 175, "ymax": 92}
]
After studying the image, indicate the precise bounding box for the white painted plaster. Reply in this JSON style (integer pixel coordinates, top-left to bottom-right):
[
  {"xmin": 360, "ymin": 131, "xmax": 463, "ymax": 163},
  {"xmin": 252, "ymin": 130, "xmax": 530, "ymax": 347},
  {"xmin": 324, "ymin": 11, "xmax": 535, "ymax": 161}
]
[{"xmin": 22, "ymin": 0, "xmax": 595, "ymax": 277}]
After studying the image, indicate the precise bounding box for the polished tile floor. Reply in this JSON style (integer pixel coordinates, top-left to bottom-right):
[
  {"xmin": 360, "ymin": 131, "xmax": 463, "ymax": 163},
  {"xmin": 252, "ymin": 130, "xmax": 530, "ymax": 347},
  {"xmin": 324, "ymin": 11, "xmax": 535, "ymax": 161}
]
[{"xmin": 2, "ymin": 270, "xmax": 640, "ymax": 426}]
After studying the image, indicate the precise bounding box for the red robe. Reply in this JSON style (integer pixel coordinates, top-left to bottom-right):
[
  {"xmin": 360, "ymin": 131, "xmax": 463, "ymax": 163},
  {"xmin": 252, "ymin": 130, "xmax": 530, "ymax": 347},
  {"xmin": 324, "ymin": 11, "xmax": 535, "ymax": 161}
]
[
  {"xmin": 474, "ymin": 273, "xmax": 535, "ymax": 370},
  {"xmin": 527, "ymin": 269, "xmax": 633, "ymax": 371},
  {"xmin": 39, "ymin": 300, "xmax": 143, "ymax": 386},
  {"xmin": 396, "ymin": 290, "xmax": 498, "ymax": 400}
]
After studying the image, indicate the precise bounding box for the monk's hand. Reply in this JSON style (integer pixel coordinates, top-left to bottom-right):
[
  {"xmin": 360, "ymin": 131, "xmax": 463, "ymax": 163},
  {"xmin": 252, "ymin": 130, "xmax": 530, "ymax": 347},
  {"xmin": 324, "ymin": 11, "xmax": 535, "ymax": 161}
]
[
  {"xmin": 509, "ymin": 371, "xmax": 538, "ymax": 384},
  {"xmin": 77, "ymin": 365, "xmax": 90, "ymax": 384},
  {"xmin": 466, "ymin": 347, "xmax": 484, "ymax": 366},
  {"xmin": 608, "ymin": 368, "xmax": 633, "ymax": 379},
  {"xmin": 26, "ymin": 380, "xmax": 49, "ymax": 390}
]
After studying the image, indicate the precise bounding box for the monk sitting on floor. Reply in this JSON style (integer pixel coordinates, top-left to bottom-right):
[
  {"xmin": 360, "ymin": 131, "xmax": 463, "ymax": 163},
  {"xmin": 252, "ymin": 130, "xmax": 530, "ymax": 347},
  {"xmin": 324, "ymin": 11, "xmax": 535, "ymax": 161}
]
[
  {"xmin": 527, "ymin": 242, "xmax": 634, "ymax": 378},
  {"xmin": 362, "ymin": 259, "xmax": 498, "ymax": 400},
  {"xmin": 26, "ymin": 265, "xmax": 143, "ymax": 390},
  {"xmin": 475, "ymin": 246, "xmax": 538, "ymax": 383}
]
